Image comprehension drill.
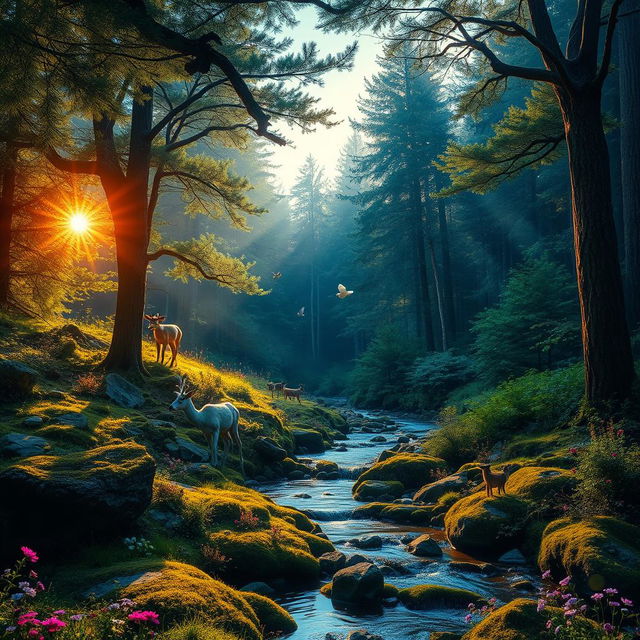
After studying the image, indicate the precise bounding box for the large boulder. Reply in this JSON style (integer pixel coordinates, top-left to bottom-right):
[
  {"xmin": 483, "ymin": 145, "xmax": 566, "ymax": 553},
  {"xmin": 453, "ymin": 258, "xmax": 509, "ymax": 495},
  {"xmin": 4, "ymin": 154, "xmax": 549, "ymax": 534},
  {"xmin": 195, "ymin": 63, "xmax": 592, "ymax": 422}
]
[
  {"xmin": 319, "ymin": 551, "xmax": 346, "ymax": 574},
  {"xmin": 353, "ymin": 453, "xmax": 447, "ymax": 497},
  {"xmin": 0, "ymin": 432, "xmax": 49, "ymax": 458},
  {"xmin": 538, "ymin": 516, "xmax": 640, "ymax": 600},
  {"xmin": 406, "ymin": 534, "xmax": 442, "ymax": 557},
  {"xmin": 0, "ymin": 443, "xmax": 155, "ymax": 549},
  {"xmin": 54, "ymin": 411, "xmax": 89, "ymax": 430},
  {"xmin": 166, "ymin": 437, "xmax": 209, "ymax": 463},
  {"xmin": 0, "ymin": 359, "xmax": 38, "ymax": 400},
  {"xmin": 461, "ymin": 598, "xmax": 598, "ymax": 640},
  {"xmin": 398, "ymin": 584, "xmax": 483, "ymax": 609},
  {"xmin": 330, "ymin": 562, "xmax": 384, "ymax": 610},
  {"xmin": 105, "ymin": 373, "xmax": 145, "ymax": 409},
  {"xmin": 353, "ymin": 480, "xmax": 405, "ymax": 502},
  {"xmin": 413, "ymin": 472, "xmax": 474, "ymax": 503},
  {"xmin": 254, "ymin": 436, "xmax": 287, "ymax": 462},
  {"xmin": 445, "ymin": 493, "xmax": 529, "ymax": 560},
  {"xmin": 291, "ymin": 428, "xmax": 325, "ymax": 453},
  {"xmin": 505, "ymin": 466, "xmax": 576, "ymax": 501}
]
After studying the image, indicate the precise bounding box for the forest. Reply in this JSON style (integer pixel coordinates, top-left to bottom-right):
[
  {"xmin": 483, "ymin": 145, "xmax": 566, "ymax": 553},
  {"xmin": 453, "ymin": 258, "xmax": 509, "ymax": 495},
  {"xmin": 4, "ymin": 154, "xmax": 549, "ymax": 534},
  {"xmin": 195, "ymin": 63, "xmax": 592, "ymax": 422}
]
[{"xmin": 1, "ymin": 1, "xmax": 640, "ymax": 640}]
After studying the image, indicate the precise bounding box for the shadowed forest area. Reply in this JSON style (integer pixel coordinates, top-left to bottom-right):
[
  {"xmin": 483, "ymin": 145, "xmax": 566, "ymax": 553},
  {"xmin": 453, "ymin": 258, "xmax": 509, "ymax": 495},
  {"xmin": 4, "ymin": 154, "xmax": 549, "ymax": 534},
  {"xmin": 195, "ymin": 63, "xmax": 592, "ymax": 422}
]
[{"xmin": 2, "ymin": 2, "xmax": 640, "ymax": 640}]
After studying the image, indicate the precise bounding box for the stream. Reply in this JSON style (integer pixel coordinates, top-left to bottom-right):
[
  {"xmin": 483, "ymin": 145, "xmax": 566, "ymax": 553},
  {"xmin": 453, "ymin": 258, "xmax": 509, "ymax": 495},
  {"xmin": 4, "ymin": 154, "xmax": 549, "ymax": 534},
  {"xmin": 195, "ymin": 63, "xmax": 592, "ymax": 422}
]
[{"xmin": 261, "ymin": 405, "xmax": 537, "ymax": 640}]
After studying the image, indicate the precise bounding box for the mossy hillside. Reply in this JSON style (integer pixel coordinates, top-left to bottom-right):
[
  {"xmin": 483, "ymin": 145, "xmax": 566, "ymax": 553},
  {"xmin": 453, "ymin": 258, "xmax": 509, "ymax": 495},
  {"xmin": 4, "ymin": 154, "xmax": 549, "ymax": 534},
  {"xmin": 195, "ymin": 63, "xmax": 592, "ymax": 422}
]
[
  {"xmin": 460, "ymin": 598, "xmax": 598, "ymax": 640},
  {"xmin": 353, "ymin": 501, "xmax": 435, "ymax": 525},
  {"xmin": 271, "ymin": 398, "xmax": 348, "ymax": 437},
  {"xmin": 505, "ymin": 466, "xmax": 576, "ymax": 501},
  {"xmin": 444, "ymin": 493, "xmax": 529, "ymax": 559},
  {"xmin": 538, "ymin": 516, "xmax": 640, "ymax": 600},
  {"xmin": 352, "ymin": 453, "xmax": 447, "ymax": 496},
  {"xmin": 161, "ymin": 622, "xmax": 243, "ymax": 640},
  {"xmin": 398, "ymin": 585, "xmax": 484, "ymax": 610},
  {"xmin": 150, "ymin": 478, "xmax": 333, "ymax": 584}
]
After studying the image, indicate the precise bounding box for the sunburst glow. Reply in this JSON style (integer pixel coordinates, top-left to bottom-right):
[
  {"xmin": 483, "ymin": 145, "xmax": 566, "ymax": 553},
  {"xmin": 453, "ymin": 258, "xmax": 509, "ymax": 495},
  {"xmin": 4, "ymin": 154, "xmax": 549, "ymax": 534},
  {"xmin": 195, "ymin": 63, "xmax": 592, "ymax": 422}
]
[{"xmin": 69, "ymin": 212, "xmax": 90, "ymax": 235}]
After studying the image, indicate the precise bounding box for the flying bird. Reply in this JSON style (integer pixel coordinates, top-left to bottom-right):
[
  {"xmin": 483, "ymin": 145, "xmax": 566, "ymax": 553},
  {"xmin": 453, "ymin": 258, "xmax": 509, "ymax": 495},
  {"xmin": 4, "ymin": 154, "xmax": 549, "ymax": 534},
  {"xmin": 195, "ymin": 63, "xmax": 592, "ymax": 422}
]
[
  {"xmin": 336, "ymin": 284, "xmax": 354, "ymax": 299},
  {"xmin": 297, "ymin": 307, "xmax": 305, "ymax": 317},
  {"xmin": 272, "ymin": 272, "xmax": 282, "ymax": 280}
]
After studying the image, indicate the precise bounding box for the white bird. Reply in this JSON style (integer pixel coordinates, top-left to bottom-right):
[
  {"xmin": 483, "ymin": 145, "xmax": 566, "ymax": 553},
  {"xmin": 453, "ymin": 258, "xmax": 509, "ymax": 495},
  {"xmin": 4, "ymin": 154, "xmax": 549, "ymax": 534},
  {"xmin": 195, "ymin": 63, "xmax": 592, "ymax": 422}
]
[
  {"xmin": 297, "ymin": 306, "xmax": 305, "ymax": 317},
  {"xmin": 336, "ymin": 284, "xmax": 354, "ymax": 299}
]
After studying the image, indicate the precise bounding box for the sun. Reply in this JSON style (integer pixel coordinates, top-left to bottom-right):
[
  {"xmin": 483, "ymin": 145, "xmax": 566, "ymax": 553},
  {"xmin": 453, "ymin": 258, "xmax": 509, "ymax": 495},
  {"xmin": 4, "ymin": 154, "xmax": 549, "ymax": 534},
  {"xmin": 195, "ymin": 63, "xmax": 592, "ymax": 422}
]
[{"xmin": 69, "ymin": 212, "xmax": 90, "ymax": 235}]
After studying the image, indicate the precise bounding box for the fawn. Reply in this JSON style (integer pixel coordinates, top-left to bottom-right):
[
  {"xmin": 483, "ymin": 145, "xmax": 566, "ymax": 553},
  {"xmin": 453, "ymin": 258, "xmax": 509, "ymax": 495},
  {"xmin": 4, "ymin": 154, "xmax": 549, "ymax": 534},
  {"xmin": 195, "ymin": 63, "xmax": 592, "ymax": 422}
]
[{"xmin": 478, "ymin": 463, "xmax": 508, "ymax": 497}]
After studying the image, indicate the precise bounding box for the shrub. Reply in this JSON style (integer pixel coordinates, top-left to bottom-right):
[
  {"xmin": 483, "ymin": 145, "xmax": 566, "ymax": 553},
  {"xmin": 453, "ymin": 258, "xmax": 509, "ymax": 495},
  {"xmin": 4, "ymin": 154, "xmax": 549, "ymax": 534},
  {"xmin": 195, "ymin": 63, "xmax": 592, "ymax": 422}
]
[
  {"xmin": 407, "ymin": 351, "xmax": 476, "ymax": 409},
  {"xmin": 74, "ymin": 372, "xmax": 104, "ymax": 395},
  {"xmin": 573, "ymin": 425, "xmax": 640, "ymax": 521},
  {"xmin": 425, "ymin": 365, "xmax": 583, "ymax": 467}
]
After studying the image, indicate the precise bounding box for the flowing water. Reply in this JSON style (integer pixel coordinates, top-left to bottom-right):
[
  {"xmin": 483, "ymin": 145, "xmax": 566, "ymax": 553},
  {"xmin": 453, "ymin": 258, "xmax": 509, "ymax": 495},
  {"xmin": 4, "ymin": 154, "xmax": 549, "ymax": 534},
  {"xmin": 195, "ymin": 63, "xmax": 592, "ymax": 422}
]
[{"xmin": 262, "ymin": 405, "xmax": 536, "ymax": 640}]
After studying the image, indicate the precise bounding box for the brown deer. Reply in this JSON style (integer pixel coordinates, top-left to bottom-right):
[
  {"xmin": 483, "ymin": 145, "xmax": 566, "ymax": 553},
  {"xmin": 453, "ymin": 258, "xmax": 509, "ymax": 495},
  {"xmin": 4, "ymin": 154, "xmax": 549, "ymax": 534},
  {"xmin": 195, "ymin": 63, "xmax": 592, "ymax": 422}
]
[
  {"xmin": 267, "ymin": 381, "xmax": 284, "ymax": 398},
  {"xmin": 283, "ymin": 384, "xmax": 304, "ymax": 403},
  {"xmin": 478, "ymin": 463, "xmax": 509, "ymax": 498},
  {"xmin": 145, "ymin": 313, "xmax": 182, "ymax": 367}
]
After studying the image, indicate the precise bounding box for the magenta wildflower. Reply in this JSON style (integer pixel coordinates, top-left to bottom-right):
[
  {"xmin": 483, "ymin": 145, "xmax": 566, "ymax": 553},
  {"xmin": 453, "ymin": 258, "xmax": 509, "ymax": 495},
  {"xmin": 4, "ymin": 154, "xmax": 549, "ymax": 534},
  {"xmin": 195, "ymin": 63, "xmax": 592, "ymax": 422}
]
[
  {"xmin": 20, "ymin": 547, "xmax": 38, "ymax": 563},
  {"xmin": 127, "ymin": 610, "xmax": 160, "ymax": 625},
  {"xmin": 604, "ymin": 588, "xmax": 619, "ymax": 595},
  {"xmin": 622, "ymin": 597, "xmax": 634, "ymax": 606},
  {"xmin": 603, "ymin": 622, "xmax": 615, "ymax": 634},
  {"xmin": 591, "ymin": 593, "xmax": 604, "ymax": 601},
  {"xmin": 40, "ymin": 617, "xmax": 66, "ymax": 633},
  {"xmin": 464, "ymin": 614, "xmax": 473, "ymax": 624},
  {"xmin": 542, "ymin": 570, "xmax": 552, "ymax": 579},
  {"xmin": 559, "ymin": 576, "xmax": 571, "ymax": 586},
  {"xmin": 537, "ymin": 599, "xmax": 545, "ymax": 612}
]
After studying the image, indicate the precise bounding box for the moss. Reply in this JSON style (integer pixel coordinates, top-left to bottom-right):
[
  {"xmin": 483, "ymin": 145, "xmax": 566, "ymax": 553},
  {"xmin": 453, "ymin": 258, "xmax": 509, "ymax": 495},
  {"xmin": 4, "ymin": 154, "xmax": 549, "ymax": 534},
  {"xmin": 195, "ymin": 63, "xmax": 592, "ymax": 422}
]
[
  {"xmin": 353, "ymin": 453, "xmax": 447, "ymax": 494},
  {"xmin": 161, "ymin": 621, "xmax": 242, "ymax": 640},
  {"xmin": 353, "ymin": 480, "xmax": 405, "ymax": 502},
  {"xmin": 502, "ymin": 432, "xmax": 569, "ymax": 459},
  {"xmin": 320, "ymin": 582, "xmax": 332, "ymax": 597},
  {"xmin": 538, "ymin": 516, "xmax": 640, "ymax": 600},
  {"xmin": 383, "ymin": 583, "xmax": 399, "ymax": 598},
  {"xmin": 461, "ymin": 598, "xmax": 597, "ymax": 640},
  {"xmin": 444, "ymin": 493, "xmax": 529, "ymax": 559},
  {"xmin": 240, "ymin": 592, "xmax": 297, "ymax": 635},
  {"xmin": 34, "ymin": 424, "xmax": 97, "ymax": 448},
  {"xmin": 431, "ymin": 633, "xmax": 463, "ymax": 640},
  {"xmin": 353, "ymin": 502, "xmax": 434, "ymax": 525},
  {"xmin": 398, "ymin": 584, "xmax": 484, "ymax": 610},
  {"xmin": 505, "ymin": 467, "xmax": 576, "ymax": 501},
  {"xmin": 316, "ymin": 459, "xmax": 339, "ymax": 473},
  {"xmin": 281, "ymin": 457, "xmax": 310, "ymax": 475}
]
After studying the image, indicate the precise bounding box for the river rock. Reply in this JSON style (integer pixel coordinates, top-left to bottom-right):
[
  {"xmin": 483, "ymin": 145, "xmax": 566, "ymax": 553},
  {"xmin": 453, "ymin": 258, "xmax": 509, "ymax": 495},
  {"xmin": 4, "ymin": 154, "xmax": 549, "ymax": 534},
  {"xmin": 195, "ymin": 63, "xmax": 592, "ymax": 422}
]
[
  {"xmin": 498, "ymin": 549, "xmax": 527, "ymax": 564},
  {"xmin": 347, "ymin": 631, "xmax": 384, "ymax": 640},
  {"xmin": 0, "ymin": 433, "xmax": 49, "ymax": 458},
  {"xmin": 449, "ymin": 561, "xmax": 501, "ymax": 576},
  {"xmin": 331, "ymin": 562, "xmax": 384, "ymax": 609},
  {"xmin": 351, "ymin": 535, "xmax": 382, "ymax": 550},
  {"xmin": 370, "ymin": 435, "xmax": 387, "ymax": 443},
  {"xmin": 166, "ymin": 437, "xmax": 209, "ymax": 463},
  {"xmin": 353, "ymin": 479, "xmax": 404, "ymax": 502},
  {"xmin": 255, "ymin": 436, "xmax": 287, "ymax": 462},
  {"xmin": 291, "ymin": 428, "xmax": 324, "ymax": 453},
  {"xmin": 240, "ymin": 581, "xmax": 275, "ymax": 596},
  {"xmin": 346, "ymin": 554, "xmax": 369, "ymax": 567},
  {"xmin": 406, "ymin": 534, "xmax": 442, "ymax": 557},
  {"xmin": 319, "ymin": 551, "xmax": 346, "ymax": 574},
  {"xmin": 54, "ymin": 411, "xmax": 89, "ymax": 430},
  {"xmin": 413, "ymin": 472, "xmax": 471, "ymax": 503},
  {"xmin": 288, "ymin": 470, "xmax": 305, "ymax": 480},
  {"xmin": 0, "ymin": 359, "xmax": 38, "ymax": 400},
  {"xmin": 293, "ymin": 492, "xmax": 312, "ymax": 499},
  {"xmin": 105, "ymin": 373, "xmax": 145, "ymax": 408},
  {"xmin": 397, "ymin": 435, "xmax": 410, "ymax": 443},
  {"xmin": 22, "ymin": 416, "xmax": 44, "ymax": 428},
  {"xmin": 0, "ymin": 442, "xmax": 155, "ymax": 548}
]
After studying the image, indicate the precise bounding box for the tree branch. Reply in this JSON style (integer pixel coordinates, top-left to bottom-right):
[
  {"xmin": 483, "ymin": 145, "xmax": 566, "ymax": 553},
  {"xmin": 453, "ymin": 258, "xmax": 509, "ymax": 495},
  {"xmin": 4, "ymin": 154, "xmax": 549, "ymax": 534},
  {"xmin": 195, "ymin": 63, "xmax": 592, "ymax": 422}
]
[
  {"xmin": 147, "ymin": 247, "xmax": 235, "ymax": 283},
  {"xmin": 45, "ymin": 148, "xmax": 100, "ymax": 175},
  {"xmin": 597, "ymin": 0, "xmax": 625, "ymax": 86}
]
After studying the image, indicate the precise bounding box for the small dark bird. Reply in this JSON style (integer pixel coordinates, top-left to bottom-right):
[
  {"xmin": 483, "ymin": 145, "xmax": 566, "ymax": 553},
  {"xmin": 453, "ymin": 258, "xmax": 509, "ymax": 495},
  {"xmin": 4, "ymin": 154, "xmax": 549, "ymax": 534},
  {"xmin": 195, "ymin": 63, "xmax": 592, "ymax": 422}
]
[
  {"xmin": 297, "ymin": 306, "xmax": 305, "ymax": 317},
  {"xmin": 272, "ymin": 272, "xmax": 282, "ymax": 280}
]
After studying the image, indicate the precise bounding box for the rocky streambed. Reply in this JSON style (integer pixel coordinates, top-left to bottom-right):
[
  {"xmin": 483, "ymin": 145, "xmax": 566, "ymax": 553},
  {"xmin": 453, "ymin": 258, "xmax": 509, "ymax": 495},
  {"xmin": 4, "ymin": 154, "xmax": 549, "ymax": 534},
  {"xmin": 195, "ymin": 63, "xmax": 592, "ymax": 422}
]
[{"xmin": 261, "ymin": 405, "xmax": 539, "ymax": 640}]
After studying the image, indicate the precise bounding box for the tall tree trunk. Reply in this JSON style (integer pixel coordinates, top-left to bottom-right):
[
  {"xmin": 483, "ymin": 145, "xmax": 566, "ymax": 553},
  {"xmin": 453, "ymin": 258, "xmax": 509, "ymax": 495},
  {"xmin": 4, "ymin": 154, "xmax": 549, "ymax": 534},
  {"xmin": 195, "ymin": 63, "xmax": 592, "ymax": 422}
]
[
  {"xmin": 0, "ymin": 144, "xmax": 18, "ymax": 308},
  {"xmin": 414, "ymin": 211, "xmax": 435, "ymax": 351},
  {"xmin": 619, "ymin": 0, "xmax": 640, "ymax": 330},
  {"xmin": 429, "ymin": 238, "xmax": 447, "ymax": 351},
  {"xmin": 102, "ymin": 88, "xmax": 154, "ymax": 374},
  {"xmin": 434, "ymin": 174, "xmax": 457, "ymax": 342},
  {"xmin": 557, "ymin": 86, "xmax": 635, "ymax": 406}
]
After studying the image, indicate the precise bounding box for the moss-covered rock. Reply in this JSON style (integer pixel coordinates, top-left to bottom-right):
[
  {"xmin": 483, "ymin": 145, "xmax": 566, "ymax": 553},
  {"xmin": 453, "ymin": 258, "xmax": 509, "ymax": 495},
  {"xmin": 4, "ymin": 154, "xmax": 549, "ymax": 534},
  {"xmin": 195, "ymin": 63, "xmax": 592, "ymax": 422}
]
[
  {"xmin": 461, "ymin": 598, "xmax": 597, "ymax": 640},
  {"xmin": 353, "ymin": 480, "xmax": 405, "ymax": 502},
  {"xmin": 120, "ymin": 561, "xmax": 264, "ymax": 640},
  {"xmin": 398, "ymin": 584, "xmax": 483, "ymax": 609},
  {"xmin": 315, "ymin": 459, "xmax": 339, "ymax": 473},
  {"xmin": 413, "ymin": 472, "xmax": 472, "ymax": 504},
  {"xmin": 353, "ymin": 502, "xmax": 434, "ymax": 525},
  {"xmin": 0, "ymin": 442, "xmax": 155, "ymax": 550},
  {"xmin": 291, "ymin": 428, "xmax": 325, "ymax": 453},
  {"xmin": 538, "ymin": 516, "xmax": 640, "ymax": 600},
  {"xmin": 445, "ymin": 493, "xmax": 529, "ymax": 559},
  {"xmin": 505, "ymin": 467, "xmax": 576, "ymax": 501},
  {"xmin": 240, "ymin": 591, "xmax": 297, "ymax": 635},
  {"xmin": 330, "ymin": 562, "xmax": 384, "ymax": 610},
  {"xmin": 353, "ymin": 454, "xmax": 447, "ymax": 496},
  {"xmin": 162, "ymin": 622, "xmax": 242, "ymax": 640}
]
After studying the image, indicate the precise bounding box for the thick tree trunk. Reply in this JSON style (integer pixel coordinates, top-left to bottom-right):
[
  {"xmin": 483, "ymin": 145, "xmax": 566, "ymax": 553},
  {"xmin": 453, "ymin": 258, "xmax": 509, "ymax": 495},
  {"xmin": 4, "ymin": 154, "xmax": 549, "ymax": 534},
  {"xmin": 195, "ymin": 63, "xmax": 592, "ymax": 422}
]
[
  {"xmin": 558, "ymin": 87, "xmax": 635, "ymax": 406},
  {"xmin": 412, "ymin": 192, "xmax": 435, "ymax": 350},
  {"xmin": 619, "ymin": 0, "xmax": 640, "ymax": 330},
  {"xmin": 0, "ymin": 144, "xmax": 17, "ymax": 307},
  {"xmin": 101, "ymin": 88, "xmax": 153, "ymax": 374},
  {"xmin": 429, "ymin": 238, "xmax": 447, "ymax": 351}
]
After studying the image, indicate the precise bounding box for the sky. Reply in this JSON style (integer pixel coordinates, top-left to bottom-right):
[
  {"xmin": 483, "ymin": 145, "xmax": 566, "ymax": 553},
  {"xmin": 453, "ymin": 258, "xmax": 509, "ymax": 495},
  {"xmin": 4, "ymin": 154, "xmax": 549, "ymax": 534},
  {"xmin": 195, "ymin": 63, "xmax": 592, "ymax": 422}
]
[{"xmin": 272, "ymin": 8, "xmax": 383, "ymax": 192}]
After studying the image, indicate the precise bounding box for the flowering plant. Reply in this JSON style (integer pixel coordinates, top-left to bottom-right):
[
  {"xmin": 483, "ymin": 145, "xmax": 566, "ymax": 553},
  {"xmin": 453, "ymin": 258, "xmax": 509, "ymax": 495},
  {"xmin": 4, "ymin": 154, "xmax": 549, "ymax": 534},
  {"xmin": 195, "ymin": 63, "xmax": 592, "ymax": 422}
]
[{"xmin": 0, "ymin": 548, "xmax": 160, "ymax": 639}]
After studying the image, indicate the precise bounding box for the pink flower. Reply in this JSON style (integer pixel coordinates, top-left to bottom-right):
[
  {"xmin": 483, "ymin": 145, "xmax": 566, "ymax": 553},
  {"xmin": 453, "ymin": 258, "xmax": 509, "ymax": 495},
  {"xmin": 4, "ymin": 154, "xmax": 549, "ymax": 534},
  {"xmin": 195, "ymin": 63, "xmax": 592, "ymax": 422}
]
[
  {"xmin": 542, "ymin": 570, "xmax": 552, "ymax": 579},
  {"xmin": 70, "ymin": 614, "xmax": 84, "ymax": 622},
  {"xmin": 127, "ymin": 610, "xmax": 160, "ymax": 625},
  {"xmin": 35, "ymin": 582, "xmax": 45, "ymax": 592},
  {"xmin": 464, "ymin": 614, "xmax": 473, "ymax": 624},
  {"xmin": 29, "ymin": 570, "xmax": 38, "ymax": 579},
  {"xmin": 603, "ymin": 622, "xmax": 614, "ymax": 634},
  {"xmin": 40, "ymin": 617, "xmax": 66, "ymax": 633},
  {"xmin": 27, "ymin": 630, "xmax": 43, "ymax": 639},
  {"xmin": 21, "ymin": 547, "xmax": 38, "ymax": 563},
  {"xmin": 52, "ymin": 610, "xmax": 65, "ymax": 615},
  {"xmin": 611, "ymin": 453, "xmax": 618, "ymax": 458},
  {"xmin": 609, "ymin": 601, "xmax": 620, "ymax": 607},
  {"xmin": 559, "ymin": 576, "xmax": 571, "ymax": 587},
  {"xmin": 17, "ymin": 612, "xmax": 40, "ymax": 626},
  {"xmin": 617, "ymin": 429, "xmax": 624, "ymax": 437},
  {"xmin": 546, "ymin": 620, "xmax": 552, "ymax": 630},
  {"xmin": 621, "ymin": 597, "xmax": 633, "ymax": 607},
  {"xmin": 591, "ymin": 593, "xmax": 604, "ymax": 601},
  {"xmin": 604, "ymin": 588, "xmax": 619, "ymax": 595},
  {"xmin": 569, "ymin": 447, "xmax": 578, "ymax": 456}
]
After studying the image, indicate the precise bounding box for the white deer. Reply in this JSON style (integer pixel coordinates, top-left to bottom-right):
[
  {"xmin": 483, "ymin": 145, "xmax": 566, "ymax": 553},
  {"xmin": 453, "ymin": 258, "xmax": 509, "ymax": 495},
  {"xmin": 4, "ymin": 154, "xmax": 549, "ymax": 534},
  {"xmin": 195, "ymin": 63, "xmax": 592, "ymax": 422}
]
[
  {"xmin": 145, "ymin": 313, "xmax": 182, "ymax": 367},
  {"xmin": 170, "ymin": 376, "xmax": 244, "ymax": 475}
]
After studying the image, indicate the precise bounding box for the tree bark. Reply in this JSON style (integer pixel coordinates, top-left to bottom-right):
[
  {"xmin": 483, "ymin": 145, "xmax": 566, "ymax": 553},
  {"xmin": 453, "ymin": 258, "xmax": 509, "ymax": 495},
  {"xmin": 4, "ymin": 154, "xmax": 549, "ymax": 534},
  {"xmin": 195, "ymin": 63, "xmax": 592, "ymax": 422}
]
[
  {"xmin": 618, "ymin": 0, "xmax": 640, "ymax": 330},
  {"xmin": 557, "ymin": 86, "xmax": 635, "ymax": 406},
  {"xmin": 0, "ymin": 144, "xmax": 18, "ymax": 307},
  {"xmin": 101, "ymin": 88, "xmax": 154, "ymax": 374}
]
